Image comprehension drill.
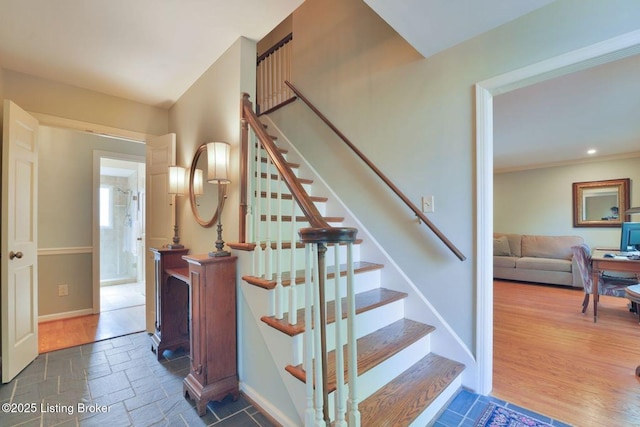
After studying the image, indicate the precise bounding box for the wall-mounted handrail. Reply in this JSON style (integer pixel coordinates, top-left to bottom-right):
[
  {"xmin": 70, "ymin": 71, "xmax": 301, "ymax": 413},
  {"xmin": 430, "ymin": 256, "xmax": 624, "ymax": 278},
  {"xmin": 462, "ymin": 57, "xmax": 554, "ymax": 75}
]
[{"xmin": 284, "ymin": 81, "xmax": 466, "ymax": 261}]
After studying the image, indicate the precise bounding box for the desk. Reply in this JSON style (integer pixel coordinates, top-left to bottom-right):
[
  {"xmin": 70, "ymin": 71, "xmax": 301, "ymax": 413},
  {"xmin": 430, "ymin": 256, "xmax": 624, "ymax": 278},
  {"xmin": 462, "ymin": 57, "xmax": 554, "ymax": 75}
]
[{"xmin": 591, "ymin": 249, "xmax": 640, "ymax": 323}]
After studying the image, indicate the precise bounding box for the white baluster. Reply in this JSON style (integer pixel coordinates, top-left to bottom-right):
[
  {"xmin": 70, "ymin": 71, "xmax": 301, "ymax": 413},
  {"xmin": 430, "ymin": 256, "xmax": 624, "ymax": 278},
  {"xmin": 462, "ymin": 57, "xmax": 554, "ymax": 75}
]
[
  {"xmin": 334, "ymin": 244, "xmax": 346, "ymax": 426},
  {"xmin": 254, "ymin": 139, "xmax": 263, "ymax": 278},
  {"xmin": 346, "ymin": 242, "xmax": 360, "ymax": 426},
  {"xmin": 265, "ymin": 155, "xmax": 274, "ymax": 316},
  {"xmin": 312, "ymin": 244, "xmax": 324, "ymax": 426},
  {"xmin": 289, "ymin": 199, "xmax": 298, "ymax": 325},
  {"xmin": 275, "ymin": 173, "xmax": 284, "ymax": 320},
  {"xmin": 304, "ymin": 243, "xmax": 315, "ymax": 427}
]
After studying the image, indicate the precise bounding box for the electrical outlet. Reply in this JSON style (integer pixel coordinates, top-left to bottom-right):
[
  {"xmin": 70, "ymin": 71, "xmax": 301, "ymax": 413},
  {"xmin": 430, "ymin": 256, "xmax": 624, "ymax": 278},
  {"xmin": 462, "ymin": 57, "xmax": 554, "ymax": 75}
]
[
  {"xmin": 58, "ymin": 284, "xmax": 69, "ymax": 297},
  {"xmin": 422, "ymin": 195, "xmax": 434, "ymax": 213}
]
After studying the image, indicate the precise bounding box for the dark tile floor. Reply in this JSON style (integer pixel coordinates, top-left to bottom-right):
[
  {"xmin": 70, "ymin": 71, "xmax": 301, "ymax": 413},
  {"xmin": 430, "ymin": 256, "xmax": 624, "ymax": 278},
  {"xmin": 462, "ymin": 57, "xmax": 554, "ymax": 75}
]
[
  {"xmin": 433, "ymin": 389, "xmax": 572, "ymax": 427},
  {"xmin": 1, "ymin": 331, "xmax": 571, "ymax": 427},
  {"xmin": 0, "ymin": 332, "xmax": 275, "ymax": 427}
]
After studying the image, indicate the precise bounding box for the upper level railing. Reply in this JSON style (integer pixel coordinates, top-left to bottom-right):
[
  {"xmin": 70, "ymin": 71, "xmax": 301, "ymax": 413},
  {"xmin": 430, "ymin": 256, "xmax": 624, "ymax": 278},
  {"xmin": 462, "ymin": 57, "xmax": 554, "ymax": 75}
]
[
  {"xmin": 283, "ymin": 81, "xmax": 466, "ymax": 261},
  {"xmin": 256, "ymin": 34, "xmax": 295, "ymax": 115}
]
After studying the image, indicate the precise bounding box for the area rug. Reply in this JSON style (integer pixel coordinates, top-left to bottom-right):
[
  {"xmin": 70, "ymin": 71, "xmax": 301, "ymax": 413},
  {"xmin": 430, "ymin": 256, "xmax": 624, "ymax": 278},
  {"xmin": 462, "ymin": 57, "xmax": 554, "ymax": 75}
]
[{"xmin": 475, "ymin": 403, "xmax": 553, "ymax": 427}]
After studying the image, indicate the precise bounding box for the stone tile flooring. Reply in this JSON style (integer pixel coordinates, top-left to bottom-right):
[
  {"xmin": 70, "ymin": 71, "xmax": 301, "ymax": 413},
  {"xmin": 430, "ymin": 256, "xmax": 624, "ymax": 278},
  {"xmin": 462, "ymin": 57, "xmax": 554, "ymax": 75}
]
[
  {"xmin": 1, "ymin": 331, "xmax": 572, "ymax": 427},
  {"xmin": 433, "ymin": 389, "xmax": 572, "ymax": 427},
  {"xmin": 0, "ymin": 332, "xmax": 275, "ymax": 427}
]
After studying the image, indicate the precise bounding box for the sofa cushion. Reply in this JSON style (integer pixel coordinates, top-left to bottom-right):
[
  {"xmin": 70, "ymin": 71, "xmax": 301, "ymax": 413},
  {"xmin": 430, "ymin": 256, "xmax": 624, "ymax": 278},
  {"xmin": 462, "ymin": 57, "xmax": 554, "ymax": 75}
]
[
  {"xmin": 521, "ymin": 235, "xmax": 584, "ymax": 260},
  {"xmin": 493, "ymin": 236, "xmax": 512, "ymax": 256},
  {"xmin": 516, "ymin": 257, "xmax": 572, "ymax": 273},
  {"xmin": 494, "ymin": 256, "xmax": 517, "ymax": 268},
  {"xmin": 494, "ymin": 233, "xmax": 522, "ymax": 257}
]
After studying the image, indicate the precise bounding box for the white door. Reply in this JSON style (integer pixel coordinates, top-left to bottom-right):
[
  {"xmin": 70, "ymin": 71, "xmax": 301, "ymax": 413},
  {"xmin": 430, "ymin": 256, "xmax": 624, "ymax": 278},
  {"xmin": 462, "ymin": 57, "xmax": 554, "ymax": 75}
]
[
  {"xmin": 145, "ymin": 133, "xmax": 176, "ymax": 332},
  {"xmin": 1, "ymin": 100, "xmax": 39, "ymax": 383}
]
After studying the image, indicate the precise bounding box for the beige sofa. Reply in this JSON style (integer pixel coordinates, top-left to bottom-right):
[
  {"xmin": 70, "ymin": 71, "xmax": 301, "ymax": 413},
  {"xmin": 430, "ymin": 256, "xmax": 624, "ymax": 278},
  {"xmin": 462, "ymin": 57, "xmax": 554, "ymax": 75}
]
[{"xmin": 494, "ymin": 233, "xmax": 585, "ymax": 288}]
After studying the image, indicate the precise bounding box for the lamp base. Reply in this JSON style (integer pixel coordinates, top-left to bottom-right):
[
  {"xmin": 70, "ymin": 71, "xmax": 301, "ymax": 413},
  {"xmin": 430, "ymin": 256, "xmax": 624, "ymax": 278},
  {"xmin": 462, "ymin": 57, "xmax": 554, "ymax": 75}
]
[{"xmin": 209, "ymin": 250, "xmax": 230, "ymax": 257}]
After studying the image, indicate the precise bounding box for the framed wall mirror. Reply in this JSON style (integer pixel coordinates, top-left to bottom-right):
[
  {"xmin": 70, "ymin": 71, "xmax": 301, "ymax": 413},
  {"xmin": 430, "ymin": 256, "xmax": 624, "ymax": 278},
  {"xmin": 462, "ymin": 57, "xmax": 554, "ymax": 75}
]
[
  {"xmin": 572, "ymin": 178, "xmax": 630, "ymax": 227},
  {"xmin": 189, "ymin": 143, "xmax": 225, "ymax": 227}
]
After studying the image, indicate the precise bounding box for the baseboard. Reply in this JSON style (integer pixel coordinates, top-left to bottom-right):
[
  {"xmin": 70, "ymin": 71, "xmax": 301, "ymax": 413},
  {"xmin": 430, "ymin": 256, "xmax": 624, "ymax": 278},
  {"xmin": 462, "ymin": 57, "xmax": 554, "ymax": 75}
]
[
  {"xmin": 240, "ymin": 382, "xmax": 298, "ymax": 427},
  {"xmin": 38, "ymin": 308, "xmax": 94, "ymax": 323}
]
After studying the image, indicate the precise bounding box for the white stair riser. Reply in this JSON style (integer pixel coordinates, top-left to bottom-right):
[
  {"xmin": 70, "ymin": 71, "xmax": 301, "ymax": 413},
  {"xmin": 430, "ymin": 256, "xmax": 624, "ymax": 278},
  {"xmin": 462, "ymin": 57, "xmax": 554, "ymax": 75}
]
[
  {"xmin": 256, "ymin": 244, "xmax": 363, "ymax": 274},
  {"xmin": 256, "ymin": 197, "xmax": 327, "ymax": 217},
  {"xmin": 289, "ymin": 299, "xmax": 405, "ymax": 365},
  {"xmin": 269, "ymin": 269, "xmax": 382, "ymax": 313},
  {"xmin": 254, "ymin": 179, "xmax": 312, "ymax": 194},
  {"xmin": 408, "ymin": 377, "xmax": 462, "ymax": 427}
]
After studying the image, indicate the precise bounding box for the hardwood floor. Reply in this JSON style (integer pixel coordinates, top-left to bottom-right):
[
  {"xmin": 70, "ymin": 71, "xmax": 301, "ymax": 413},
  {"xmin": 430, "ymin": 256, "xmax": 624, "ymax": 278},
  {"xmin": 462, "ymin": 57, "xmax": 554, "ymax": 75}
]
[
  {"xmin": 38, "ymin": 283, "xmax": 146, "ymax": 353},
  {"xmin": 493, "ymin": 280, "xmax": 640, "ymax": 427}
]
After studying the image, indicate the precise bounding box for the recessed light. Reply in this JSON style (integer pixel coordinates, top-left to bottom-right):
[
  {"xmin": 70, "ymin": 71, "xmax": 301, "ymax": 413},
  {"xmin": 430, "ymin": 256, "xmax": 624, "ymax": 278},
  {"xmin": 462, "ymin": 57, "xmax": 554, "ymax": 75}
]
[{"xmin": 587, "ymin": 149, "xmax": 597, "ymax": 155}]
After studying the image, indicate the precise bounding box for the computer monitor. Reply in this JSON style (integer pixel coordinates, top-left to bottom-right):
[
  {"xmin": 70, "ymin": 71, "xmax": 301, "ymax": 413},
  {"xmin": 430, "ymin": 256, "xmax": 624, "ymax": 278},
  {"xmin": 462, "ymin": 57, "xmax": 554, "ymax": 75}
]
[{"xmin": 620, "ymin": 222, "xmax": 640, "ymax": 252}]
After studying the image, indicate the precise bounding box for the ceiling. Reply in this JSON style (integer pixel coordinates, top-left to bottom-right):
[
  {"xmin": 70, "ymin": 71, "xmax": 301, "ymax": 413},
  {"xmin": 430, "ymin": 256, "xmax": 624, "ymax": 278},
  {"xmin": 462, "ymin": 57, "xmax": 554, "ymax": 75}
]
[{"xmin": 1, "ymin": 0, "xmax": 637, "ymax": 171}]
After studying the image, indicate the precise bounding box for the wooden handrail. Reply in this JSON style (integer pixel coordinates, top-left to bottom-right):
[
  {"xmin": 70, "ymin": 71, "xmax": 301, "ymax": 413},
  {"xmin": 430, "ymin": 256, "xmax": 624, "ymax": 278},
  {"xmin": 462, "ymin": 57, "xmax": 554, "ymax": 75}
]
[
  {"xmin": 241, "ymin": 93, "xmax": 357, "ymax": 245},
  {"xmin": 284, "ymin": 81, "xmax": 466, "ymax": 261}
]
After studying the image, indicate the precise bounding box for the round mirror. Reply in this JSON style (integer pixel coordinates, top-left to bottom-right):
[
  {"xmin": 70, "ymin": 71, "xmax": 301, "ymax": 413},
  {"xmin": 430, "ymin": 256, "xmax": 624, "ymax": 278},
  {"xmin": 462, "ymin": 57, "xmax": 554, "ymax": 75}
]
[{"xmin": 189, "ymin": 144, "xmax": 226, "ymax": 227}]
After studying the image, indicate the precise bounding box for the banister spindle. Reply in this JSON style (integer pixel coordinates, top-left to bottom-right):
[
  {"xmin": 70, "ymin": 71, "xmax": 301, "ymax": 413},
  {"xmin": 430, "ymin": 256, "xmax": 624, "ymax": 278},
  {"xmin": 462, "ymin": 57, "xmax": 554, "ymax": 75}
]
[
  {"xmin": 304, "ymin": 243, "xmax": 315, "ymax": 426},
  {"xmin": 289, "ymin": 198, "xmax": 298, "ymax": 325},
  {"xmin": 334, "ymin": 244, "xmax": 346, "ymax": 426},
  {"xmin": 346, "ymin": 242, "xmax": 360, "ymax": 426},
  {"xmin": 275, "ymin": 173, "xmax": 284, "ymax": 320},
  {"xmin": 311, "ymin": 244, "xmax": 325, "ymax": 426}
]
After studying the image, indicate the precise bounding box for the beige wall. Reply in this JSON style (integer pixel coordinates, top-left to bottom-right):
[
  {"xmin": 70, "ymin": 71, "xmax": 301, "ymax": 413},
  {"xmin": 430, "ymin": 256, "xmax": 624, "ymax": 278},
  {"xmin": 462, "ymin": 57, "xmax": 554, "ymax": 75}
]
[
  {"xmin": 266, "ymin": 0, "xmax": 640, "ymax": 349},
  {"xmin": 495, "ymin": 157, "xmax": 640, "ymax": 250},
  {"xmin": 2, "ymin": 69, "xmax": 168, "ymax": 135},
  {"xmin": 169, "ymin": 37, "xmax": 255, "ymax": 255},
  {"xmin": 37, "ymin": 126, "xmax": 145, "ymax": 316}
]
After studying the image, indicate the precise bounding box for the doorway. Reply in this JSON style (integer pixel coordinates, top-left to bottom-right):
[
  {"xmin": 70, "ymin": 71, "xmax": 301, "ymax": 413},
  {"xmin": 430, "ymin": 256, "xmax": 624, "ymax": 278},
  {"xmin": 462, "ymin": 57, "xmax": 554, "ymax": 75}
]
[{"xmin": 99, "ymin": 157, "xmax": 146, "ymax": 314}]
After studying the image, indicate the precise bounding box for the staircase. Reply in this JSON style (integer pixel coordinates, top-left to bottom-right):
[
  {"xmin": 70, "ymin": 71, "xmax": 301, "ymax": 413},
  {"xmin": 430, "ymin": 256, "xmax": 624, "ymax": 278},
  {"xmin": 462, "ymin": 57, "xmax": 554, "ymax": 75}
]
[{"xmin": 235, "ymin": 97, "xmax": 468, "ymax": 426}]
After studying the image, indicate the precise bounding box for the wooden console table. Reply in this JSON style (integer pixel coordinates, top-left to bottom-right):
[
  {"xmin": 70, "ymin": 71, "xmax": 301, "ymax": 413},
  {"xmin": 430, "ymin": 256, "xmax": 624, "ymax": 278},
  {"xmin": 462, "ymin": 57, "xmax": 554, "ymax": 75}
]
[
  {"xmin": 150, "ymin": 247, "xmax": 190, "ymax": 360},
  {"xmin": 182, "ymin": 254, "xmax": 239, "ymax": 416}
]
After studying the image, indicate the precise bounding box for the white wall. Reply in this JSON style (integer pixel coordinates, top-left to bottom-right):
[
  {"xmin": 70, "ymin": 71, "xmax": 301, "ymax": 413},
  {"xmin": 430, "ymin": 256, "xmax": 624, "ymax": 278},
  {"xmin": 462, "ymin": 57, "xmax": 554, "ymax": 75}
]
[
  {"xmin": 495, "ymin": 156, "xmax": 640, "ymax": 249},
  {"xmin": 266, "ymin": 0, "xmax": 640, "ymax": 350}
]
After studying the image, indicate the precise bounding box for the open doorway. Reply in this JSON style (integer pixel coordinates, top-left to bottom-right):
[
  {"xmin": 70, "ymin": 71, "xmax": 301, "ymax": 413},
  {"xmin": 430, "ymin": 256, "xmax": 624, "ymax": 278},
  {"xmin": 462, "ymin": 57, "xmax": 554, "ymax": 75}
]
[{"xmin": 99, "ymin": 157, "xmax": 146, "ymax": 314}]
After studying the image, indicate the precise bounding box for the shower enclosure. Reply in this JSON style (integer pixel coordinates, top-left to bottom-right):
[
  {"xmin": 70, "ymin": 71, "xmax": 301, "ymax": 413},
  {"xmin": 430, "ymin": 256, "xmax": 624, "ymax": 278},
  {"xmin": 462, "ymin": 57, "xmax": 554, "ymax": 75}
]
[{"xmin": 100, "ymin": 159, "xmax": 145, "ymax": 286}]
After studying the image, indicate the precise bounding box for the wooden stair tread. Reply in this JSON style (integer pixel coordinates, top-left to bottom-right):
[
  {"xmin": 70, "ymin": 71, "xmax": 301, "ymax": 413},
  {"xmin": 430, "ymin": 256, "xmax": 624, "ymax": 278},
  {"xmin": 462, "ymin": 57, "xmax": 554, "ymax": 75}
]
[
  {"xmin": 285, "ymin": 319, "xmax": 436, "ymax": 392},
  {"xmin": 257, "ymin": 191, "xmax": 328, "ymax": 203},
  {"xmin": 242, "ymin": 261, "xmax": 383, "ymax": 290},
  {"xmin": 261, "ymin": 288, "xmax": 408, "ymax": 336},
  {"xmin": 259, "ymin": 214, "xmax": 344, "ymax": 223},
  {"xmin": 258, "ymin": 172, "xmax": 313, "ymax": 185},
  {"xmin": 359, "ymin": 354, "xmax": 465, "ymax": 426}
]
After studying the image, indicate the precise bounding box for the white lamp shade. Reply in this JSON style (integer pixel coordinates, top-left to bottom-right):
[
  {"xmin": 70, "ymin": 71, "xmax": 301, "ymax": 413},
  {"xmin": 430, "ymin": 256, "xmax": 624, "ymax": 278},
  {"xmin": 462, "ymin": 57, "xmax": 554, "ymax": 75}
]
[
  {"xmin": 194, "ymin": 168, "xmax": 204, "ymax": 196},
  {"xmin": 168, "ymin": 165, "xmax": 186, "ymax": 195},
  {"xmin": 206, "ymin": 141, "xmax": 231, "ymax": 184}
]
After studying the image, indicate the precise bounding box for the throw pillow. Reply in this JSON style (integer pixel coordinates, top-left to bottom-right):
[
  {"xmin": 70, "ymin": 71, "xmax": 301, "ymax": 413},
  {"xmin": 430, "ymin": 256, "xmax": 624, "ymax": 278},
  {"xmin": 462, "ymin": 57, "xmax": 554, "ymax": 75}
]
[{"xmin": 493, "ymin": 236, "xmax": 511, "ymax": 256}]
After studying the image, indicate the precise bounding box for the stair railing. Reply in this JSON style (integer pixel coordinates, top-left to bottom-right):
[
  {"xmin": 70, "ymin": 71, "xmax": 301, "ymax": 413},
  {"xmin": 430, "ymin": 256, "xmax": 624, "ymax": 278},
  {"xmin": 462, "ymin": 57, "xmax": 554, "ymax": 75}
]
[
  {"xmin": 241, "ymin": 93, "xmax": 360, "ymax": 426},
  {"xmin": 256, "ymin": 34, "xmax": 295, "ymax": 115},
  {"xmin": 284, "ymin": 81, "xmax": 466, "ymax": 262}
]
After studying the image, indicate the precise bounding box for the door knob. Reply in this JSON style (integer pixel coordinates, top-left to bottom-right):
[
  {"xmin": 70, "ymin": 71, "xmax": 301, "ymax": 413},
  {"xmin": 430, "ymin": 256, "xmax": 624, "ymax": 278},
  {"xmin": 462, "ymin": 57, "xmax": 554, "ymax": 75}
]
[{"xmin": 9, "ymin": 251, "xmax": 23, "ymax": 260}]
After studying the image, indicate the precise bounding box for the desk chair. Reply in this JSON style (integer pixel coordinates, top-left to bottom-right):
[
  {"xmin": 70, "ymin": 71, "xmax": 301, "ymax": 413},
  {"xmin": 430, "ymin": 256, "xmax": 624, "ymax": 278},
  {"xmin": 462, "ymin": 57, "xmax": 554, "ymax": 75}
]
[{"xmin": 571, "ymin": 244, "xmax": 637, "ymax": 317}]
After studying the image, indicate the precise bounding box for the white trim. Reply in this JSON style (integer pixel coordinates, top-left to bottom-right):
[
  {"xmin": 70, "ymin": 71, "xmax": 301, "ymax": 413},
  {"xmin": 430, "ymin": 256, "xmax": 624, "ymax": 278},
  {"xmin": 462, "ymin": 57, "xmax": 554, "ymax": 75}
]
[
  {"xmin": 38, "ymin": 246, "xmax": 93, "ymax": 256},
  {"xmin": 31, "ymin": 112, "xmax": 150, "ymax": 143},
  {"xmin": 475, "ymin": 29, "xmax": 640, "ymax": 395},
  {"xmin": 240, "ymin": 382, "xmax": 299, "ymax": 427},
  {"xmin": 38, "ymin": 308, "xmax": 94, "ymax": 323}
]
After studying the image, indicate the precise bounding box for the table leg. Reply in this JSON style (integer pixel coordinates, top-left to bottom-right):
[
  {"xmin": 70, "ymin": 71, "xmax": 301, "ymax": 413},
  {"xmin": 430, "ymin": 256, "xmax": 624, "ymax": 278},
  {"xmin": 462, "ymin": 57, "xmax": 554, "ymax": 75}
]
[{"xmin": 591, "ymin": 268, "xmax": 600, "ymax": 323}]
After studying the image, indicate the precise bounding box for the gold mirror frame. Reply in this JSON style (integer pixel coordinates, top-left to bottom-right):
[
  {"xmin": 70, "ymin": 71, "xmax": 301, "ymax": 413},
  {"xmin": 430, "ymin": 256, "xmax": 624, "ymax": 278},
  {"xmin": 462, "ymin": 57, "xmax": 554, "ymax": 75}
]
[
  {"xmin": 189, "ymin": 144, "xmax": 226, "ymax": 228},
  {"xmin": 572, "ymin": 178, "xmax": 630, "ymax": 227}
]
